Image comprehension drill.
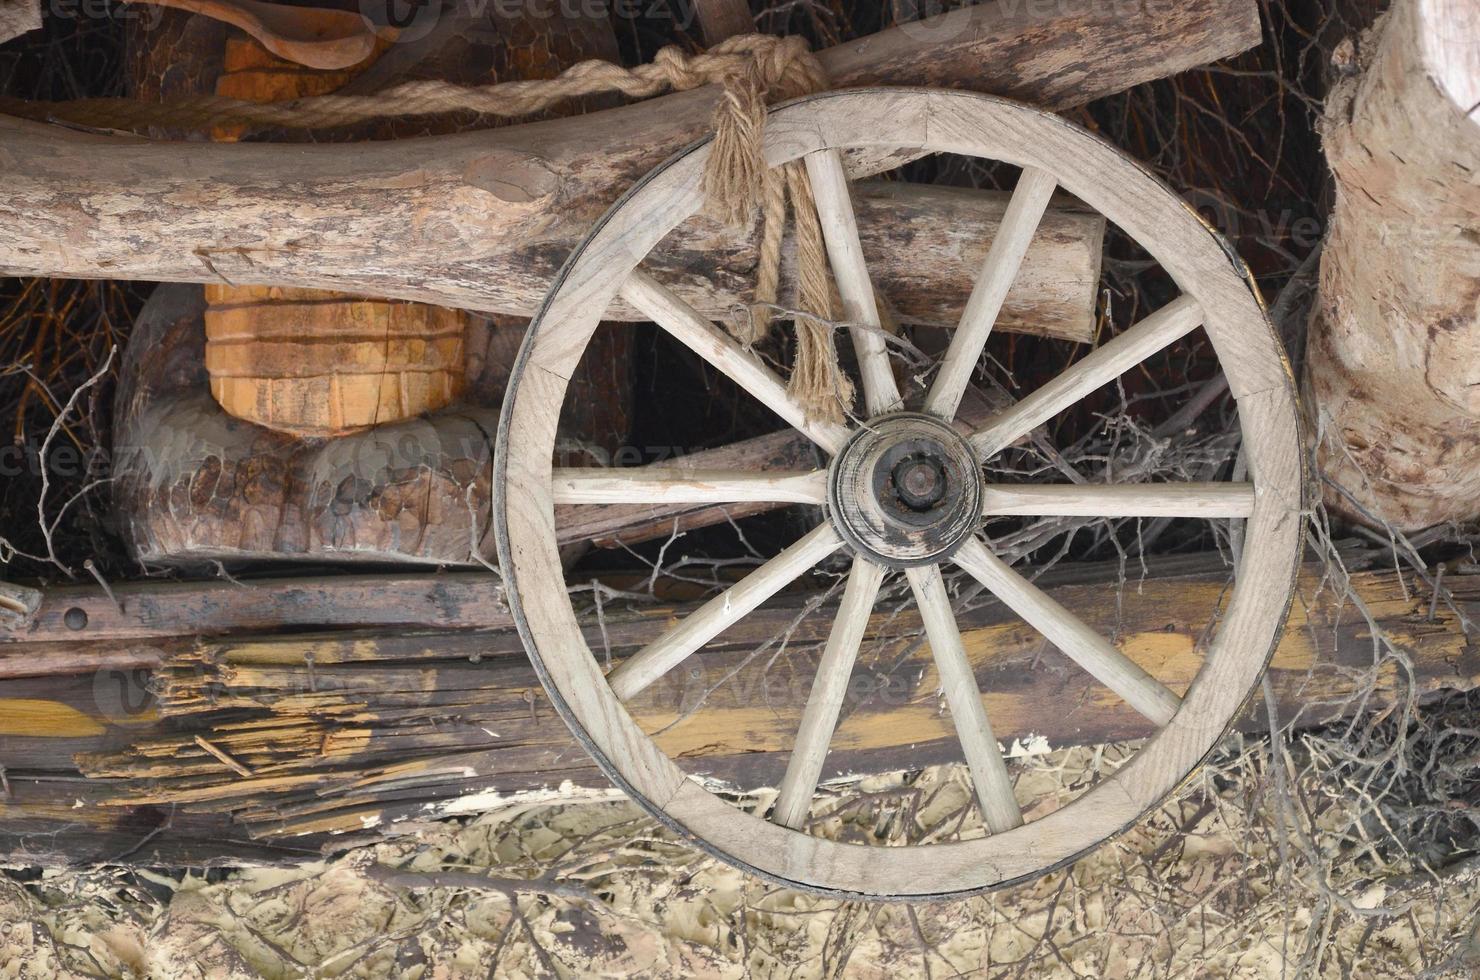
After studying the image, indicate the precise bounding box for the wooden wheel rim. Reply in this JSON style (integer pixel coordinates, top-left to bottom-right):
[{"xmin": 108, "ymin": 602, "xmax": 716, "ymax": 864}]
[{"xmin": 494, "ymin": 89, "xmax": 1305, "ymax": 900}]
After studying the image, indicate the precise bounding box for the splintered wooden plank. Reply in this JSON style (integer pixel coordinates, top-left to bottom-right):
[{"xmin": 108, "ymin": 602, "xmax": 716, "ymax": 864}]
[{"xmin": 0, "ymin": 557, "xmax": 1463, "ymax": 862}]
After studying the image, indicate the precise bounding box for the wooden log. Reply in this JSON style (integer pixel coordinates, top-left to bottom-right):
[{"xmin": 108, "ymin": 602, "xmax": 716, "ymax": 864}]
[
  {"xmin": 691, "ymin": 0, "xmax": 753, "ymax": 46},
  {"xmin": 2, "ymin": 552, "xmax": 1476, "ymax": 864},
  {"xmin": 114, "ymin": 285, "xmax": 502, "ymax": 565},
  {"xmin": 111, "ymin": 7, "xmax": 639, "ymax": 565},
  {"xmin": 0, "ymin": 0, "xmax": 39, "ymax": 45},
  {"xmin": 1304, "ymin": 0, "xmax": 1480, "ymax": 530},
  {"xmin": 0, "ymin": 0, "xmax": 1260, "ymax": 342},
  {"xmin": 204, "ymin": 40, "xmax": 468, "ymax": 436},
  {"xmin": 642, "ymin": 176, "xmax": 1106, "ymax": 341},
  {"xmin": 203, "ymin": 285, "xmax": 468, "ymax": 435}
]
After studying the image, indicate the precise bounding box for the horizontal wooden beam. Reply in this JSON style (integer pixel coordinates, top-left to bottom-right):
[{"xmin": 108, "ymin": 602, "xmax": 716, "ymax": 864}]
[
  {"xmin": 1, "ymin": 550, "xmax": 1474, "ymax": 866},
  {"xmin": 0, "ymin": 131, "xmax": 1103, "ymax": 339},
  {"xmin": 0, "ymin": 572, "xmax": 508, "ymax": 647},
  {"xmin": 0, "ymin": 0, "xmax": 1260, "ymax": 341}
]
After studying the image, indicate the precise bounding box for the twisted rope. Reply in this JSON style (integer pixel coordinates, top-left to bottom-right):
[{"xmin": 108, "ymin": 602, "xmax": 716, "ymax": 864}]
[
  {"xmin": 745, "ymin": 162, "xmax": 855, "ymax": 420},
  {"xmin": 2, "ymin": 32, "xmax": 853, "ymax": 420}
]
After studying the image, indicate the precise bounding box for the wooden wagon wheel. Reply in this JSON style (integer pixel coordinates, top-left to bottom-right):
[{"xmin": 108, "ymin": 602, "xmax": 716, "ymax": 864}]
[{"xmin": 494, "ymin": 89, "xmax": 1305, "ymax": 900}]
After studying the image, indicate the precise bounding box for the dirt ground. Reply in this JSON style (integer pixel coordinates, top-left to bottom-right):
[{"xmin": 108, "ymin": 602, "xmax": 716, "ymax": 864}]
[{"xmin": 4, "ymin": 730, "xmax": 1478, "ymax": 978}]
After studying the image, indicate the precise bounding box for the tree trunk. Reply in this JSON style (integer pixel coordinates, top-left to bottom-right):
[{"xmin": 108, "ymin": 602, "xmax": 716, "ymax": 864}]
[{"xmin": 1305, "ymin": 0, "xmax": 1480, "ymax": 530}]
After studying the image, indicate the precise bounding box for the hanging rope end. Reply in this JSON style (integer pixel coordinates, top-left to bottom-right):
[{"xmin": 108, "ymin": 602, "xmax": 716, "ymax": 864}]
[{"xmin": 789, "ymin": 326, "xmax": 854, "ymax": 425}]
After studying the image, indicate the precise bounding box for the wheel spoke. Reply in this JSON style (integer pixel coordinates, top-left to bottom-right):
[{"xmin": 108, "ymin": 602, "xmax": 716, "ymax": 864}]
[
  {"xmin": 952, "ymin": 538, "xmax": 1181, "ymax": 726},
  {"xmin": 606, "ymin": 524, "xmax": 843, "ymax": 701},
  {"xmin": 925, "ymin": 168, "xmax": 1057, "ymax": 421},
  {"xmin": 553, "ymin": 468, "xmax": 827, "ymax": 506},
  {"xmin": 982, "ymin": 482, "xmax": 1255, "ymax": 518},
  {"xmin": 619, "ymin": 269, "xmax": 851, "ymax": 454},
  {"xmin": 772, "ymin": 558, "xmax": 885, "ymax": 830},
  {"xmin": 905, "ymin": 563, "xmax": 1023, "ymax": 834},
  {"xmin": 803, "ymin": 148, "xmax": 904, "ymax": 417},
  {"xmin": 969, "ymin": 294, "xmax": 1205, "ymax": 459}
]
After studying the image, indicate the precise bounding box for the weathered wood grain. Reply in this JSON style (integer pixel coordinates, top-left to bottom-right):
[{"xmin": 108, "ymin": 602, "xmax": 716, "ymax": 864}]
[
  {"xmin": 0, "ymin": 0, "xmax": 1259, "ymax": 340},
  {"xmin": 1304, "ymin": 0, "xmax": 1480, "ymax": 529},
  {"xmin": 2, "ymin": 555, "xmax": 1474, "ymax": 866},
  {"xmin": 200, "ymin": 38, "xmax": 473, "ymax": 436},
  {"xmin": 113, "ymin": 284, "xmax": 502, "ymax": 566}
]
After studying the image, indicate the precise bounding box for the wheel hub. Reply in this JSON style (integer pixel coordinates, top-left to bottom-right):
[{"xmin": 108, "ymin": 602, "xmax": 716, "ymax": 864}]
[{"xmin": 827, "ymin": 413, "xmax": 983, "ymax": 568}]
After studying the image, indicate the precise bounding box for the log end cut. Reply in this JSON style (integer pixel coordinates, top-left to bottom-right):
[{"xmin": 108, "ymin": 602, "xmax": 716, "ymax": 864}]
[{"xmin": 204, "ymin": 284, "xmax": 468, "ymax": 437}]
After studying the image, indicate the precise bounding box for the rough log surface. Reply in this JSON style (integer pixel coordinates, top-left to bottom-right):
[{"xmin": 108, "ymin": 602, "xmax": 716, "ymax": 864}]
[
  {"xmin": 0, "ymin": 0, "xmax": 39, "ymax": 45},
  {"xmin": 0, "ymin": 0, "xmax": 1257, "ymax": 338},
  {"xmin": 114, "ymin": 285, "xmax": 647, "ymax": 564},
  {"xmin": 1305, "ymin": 0, "xmax": 1480, "ymax": 529},
  {"xmin": 1, "ymin": 552, "xmax": 1475, "ymax": 866},
  {"xmin": 203, "ymin": 41, "xmax": 470, "ymax": 436},
  {"xmin": 114, "ymin": 287, "xmax": 1018, "ymax": 565},
  {"xmin": 112, "ymin": 7, "xmax": 639, "ymax": 565},
  {"xmin": 203, "ymin": 284, "xmax": 469, "ymax": 436},
  {"xmin": 115, "ymin": 284, "xmax": 502, "ymax": 565}
]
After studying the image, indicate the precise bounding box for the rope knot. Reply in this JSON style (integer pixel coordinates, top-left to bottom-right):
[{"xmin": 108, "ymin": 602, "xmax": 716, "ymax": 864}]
[
  {"xmin": 691, "ymin": 34, "xmax": 828, "ymax": 230},
  {"xmin": 674, "ymin": 39, "xmax": 848, "ymax": 423},
  {"xmin": 649, "ymin": 44, "xmax": 708, "ymax": 91}
]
